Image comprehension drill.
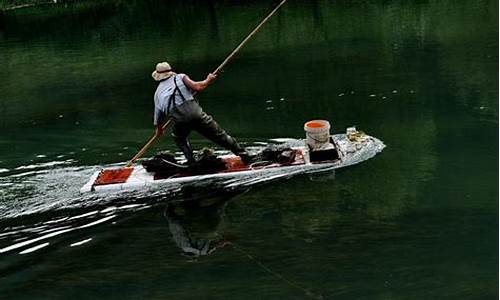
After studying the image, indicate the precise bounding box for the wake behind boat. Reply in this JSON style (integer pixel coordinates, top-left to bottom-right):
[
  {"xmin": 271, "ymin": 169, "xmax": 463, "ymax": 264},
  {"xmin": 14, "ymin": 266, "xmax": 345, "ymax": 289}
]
[{"xmin": 80, "ymin": 124, "xmax": 385, "ymax": 194}]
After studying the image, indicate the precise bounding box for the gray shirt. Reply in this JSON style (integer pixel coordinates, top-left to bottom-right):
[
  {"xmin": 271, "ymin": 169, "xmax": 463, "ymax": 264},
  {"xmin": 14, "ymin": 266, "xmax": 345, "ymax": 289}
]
[{"xmin": 153, "ymin": 73, "xmax": 195, "ymax": 125}]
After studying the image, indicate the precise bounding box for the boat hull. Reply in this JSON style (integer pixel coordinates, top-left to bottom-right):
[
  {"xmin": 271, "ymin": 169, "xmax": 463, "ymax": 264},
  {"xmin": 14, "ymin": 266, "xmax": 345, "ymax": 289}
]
[{"xmin": 80, "ymin": 133, "xmax": 385, "ymax": 194}]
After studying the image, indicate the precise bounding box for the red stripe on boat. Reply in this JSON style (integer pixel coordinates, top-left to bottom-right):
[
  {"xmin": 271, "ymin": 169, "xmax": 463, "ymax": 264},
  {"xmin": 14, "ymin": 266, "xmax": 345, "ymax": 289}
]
[
  {"xmin": 223, "ymin": 157, "xmax": 250, "ymax": 171},
  {"xmin": 94, "ymin": 168, "xmax": 133, "ymax": 185}
]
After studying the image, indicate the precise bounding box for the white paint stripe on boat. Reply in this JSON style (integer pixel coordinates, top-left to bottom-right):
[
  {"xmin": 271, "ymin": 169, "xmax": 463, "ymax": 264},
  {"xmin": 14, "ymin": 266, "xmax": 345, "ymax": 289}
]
[
  {"xmin": 80, "ymin": 170, "xmax": 101, "ymax": 193},
  {"xmin": 19, "ymin": 243, "xmax": 50, "ymax": 254}
]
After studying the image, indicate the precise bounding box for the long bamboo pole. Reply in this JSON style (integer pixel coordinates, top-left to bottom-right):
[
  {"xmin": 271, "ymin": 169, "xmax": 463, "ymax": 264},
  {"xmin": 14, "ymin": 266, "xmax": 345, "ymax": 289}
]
[
  {"xmin": 126, "ymin": 0, "xmax": 287, "ymax": 167},
  {"xmin": 212, "ymin": 0, "xmax": 287, "ymax": 75}
]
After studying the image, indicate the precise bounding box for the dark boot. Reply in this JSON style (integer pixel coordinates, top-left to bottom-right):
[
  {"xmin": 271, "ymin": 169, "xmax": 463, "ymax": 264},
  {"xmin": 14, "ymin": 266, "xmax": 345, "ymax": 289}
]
[
  {"xmin": 225, "ymin": 141, "xmax": 254, "ymax": 164},
  {"xmin": 235, "ymin": 151, "xmax": 255, "ymax": 165},
  {"xmin": 174, "ymin": 137, "xmax": 196, "ymax": 164}
]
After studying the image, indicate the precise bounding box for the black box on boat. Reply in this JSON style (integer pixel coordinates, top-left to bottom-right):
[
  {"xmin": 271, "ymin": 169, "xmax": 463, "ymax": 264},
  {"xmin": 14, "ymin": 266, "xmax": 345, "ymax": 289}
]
[
  {"xmin": 309, "ymin": 137, "xmax": 340, "ymax": 162},
  {"xmin": 309, "ymin": 148, "xmax": 339, "ymax": 162}
]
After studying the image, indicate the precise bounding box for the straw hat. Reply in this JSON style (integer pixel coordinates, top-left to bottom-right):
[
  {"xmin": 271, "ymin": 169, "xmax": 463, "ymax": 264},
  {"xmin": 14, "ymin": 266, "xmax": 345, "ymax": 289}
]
[{"xmin": 152, "ymin": 62, "xmax": 175, "ymax": 81}]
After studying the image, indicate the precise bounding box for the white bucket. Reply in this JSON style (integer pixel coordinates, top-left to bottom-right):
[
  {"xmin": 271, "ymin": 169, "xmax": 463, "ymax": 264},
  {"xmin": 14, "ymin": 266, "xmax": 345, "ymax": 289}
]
[{"xmin": 304, "ymin": 120, "xmax": 333, "ymax": 150}]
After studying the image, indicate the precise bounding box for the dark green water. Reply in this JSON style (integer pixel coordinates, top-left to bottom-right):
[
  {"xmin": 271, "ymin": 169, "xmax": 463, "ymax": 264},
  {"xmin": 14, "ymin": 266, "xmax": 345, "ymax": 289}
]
[{"xmin": 0, "ymin": 0, "xmax": 498, "ymax": 299}]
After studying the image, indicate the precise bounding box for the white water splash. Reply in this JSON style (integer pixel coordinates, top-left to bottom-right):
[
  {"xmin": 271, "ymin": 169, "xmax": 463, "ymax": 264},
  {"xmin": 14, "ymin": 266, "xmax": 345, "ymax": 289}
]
[
  {"xmin": 19, "ymin": 242, "xmax": 50, "ymax": 254},
  {"xmin": 0, "ymin": 215, "xmax": 116, "ymax": 254},
  {"xmin": 70, "ymin": 238, "xmax": 92, "ymax": 247},
  {"xmin": 14, "ymin": 159, "xmax": 76, "ymax": 170}
]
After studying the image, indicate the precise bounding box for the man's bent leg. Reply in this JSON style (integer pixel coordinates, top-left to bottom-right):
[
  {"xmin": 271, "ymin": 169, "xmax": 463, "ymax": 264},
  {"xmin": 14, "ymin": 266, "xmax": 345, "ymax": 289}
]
[{"xmin": 194, "ymin": 112, "xmax": 248, "ymax": 156}]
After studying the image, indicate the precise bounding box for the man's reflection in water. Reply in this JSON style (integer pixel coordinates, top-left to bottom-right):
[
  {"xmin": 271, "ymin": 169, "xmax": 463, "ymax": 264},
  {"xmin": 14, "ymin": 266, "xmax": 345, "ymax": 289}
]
[
  {"xmin": 165, "ymin": 191, "xmax": 324, "ymax": 299},
  {"xmin": 165, "ymin": 194, "xmax": 235, "ymax": 257}
]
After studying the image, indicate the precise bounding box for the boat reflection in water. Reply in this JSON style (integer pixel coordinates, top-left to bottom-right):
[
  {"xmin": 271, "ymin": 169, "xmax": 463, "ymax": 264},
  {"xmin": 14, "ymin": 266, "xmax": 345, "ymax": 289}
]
[{"xmin": 164, "ymin": 191, "xmax": 239, "ymax": 258}]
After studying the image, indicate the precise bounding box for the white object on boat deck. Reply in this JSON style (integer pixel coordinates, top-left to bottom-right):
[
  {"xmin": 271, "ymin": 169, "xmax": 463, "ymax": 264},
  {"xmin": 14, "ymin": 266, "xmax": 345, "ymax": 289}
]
[{"xmin": 304, "ymin": 120, "xmax": 334, "ymax": 150}]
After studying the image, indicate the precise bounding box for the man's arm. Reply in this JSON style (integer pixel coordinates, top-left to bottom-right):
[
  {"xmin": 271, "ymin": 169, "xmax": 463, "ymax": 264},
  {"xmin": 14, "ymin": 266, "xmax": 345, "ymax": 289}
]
[
  {"xmin": 155, "ymin": 124, "xmax": 164, "ymax": 137},
  {"xmin": 154, "ymin": 107, "xmax": 166, "ymax": 136},
  {"xmin": 182, "ymin": 73, "xmax": 217, "ymax": 92}
]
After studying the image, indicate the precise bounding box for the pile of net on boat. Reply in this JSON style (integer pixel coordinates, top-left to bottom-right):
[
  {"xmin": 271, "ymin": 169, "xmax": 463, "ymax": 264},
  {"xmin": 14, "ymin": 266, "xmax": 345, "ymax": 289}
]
[{"xmin": 142, "ymin": 144, "xmax": 298, "ymax": 178}]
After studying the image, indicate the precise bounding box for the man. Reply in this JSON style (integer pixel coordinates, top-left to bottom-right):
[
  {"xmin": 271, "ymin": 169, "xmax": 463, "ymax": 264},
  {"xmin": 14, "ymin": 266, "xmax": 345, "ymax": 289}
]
[{"xmin": 152, "ymin": 61, "xmax": 250, "ymax": 164}]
